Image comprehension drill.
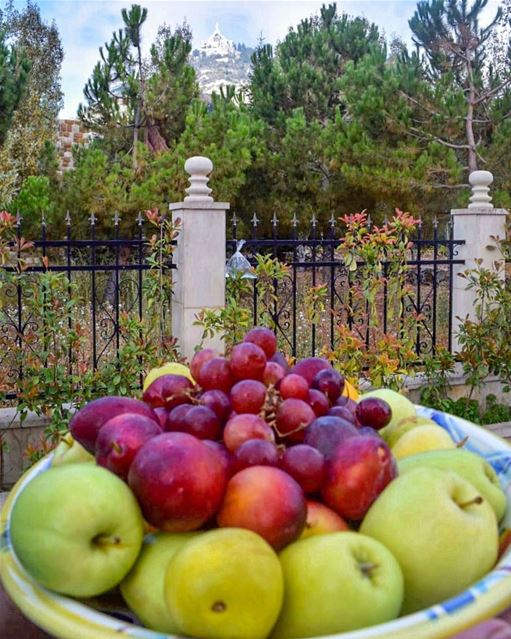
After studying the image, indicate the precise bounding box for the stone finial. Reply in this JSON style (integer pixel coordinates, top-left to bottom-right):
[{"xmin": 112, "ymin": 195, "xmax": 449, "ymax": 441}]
[
  {"xmin": 468, "ymin": 170, "xmax": 493, "ymax": 209},
  {"xmin": 184, "ymin": 156, "xmax": 214, "ymax": 202}
]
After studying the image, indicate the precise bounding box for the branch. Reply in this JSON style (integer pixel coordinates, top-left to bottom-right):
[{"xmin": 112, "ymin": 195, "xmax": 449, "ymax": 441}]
[
  {"xmin": 430, "ymin": 183, "xmax": 469, "ymax": 189},
  {"xmin": 474, "ymin": 78, "xmax": 511, "ymax": 105},
  {"xmin": 399, "ymin": 91, "xmax": 444, "ymax": 118},
  {"xmin": 409, "ymin": 127, "xmax": 470, "ymax": 149}
]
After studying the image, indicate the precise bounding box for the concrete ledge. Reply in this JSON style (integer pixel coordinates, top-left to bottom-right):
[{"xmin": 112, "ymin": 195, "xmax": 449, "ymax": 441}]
[{"xmin": 0, "ymin": 408, "xmax": 50, "ymax": 490}]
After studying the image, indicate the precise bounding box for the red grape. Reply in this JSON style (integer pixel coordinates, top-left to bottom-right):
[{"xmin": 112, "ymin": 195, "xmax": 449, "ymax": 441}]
[
  {"xmin": 233, "ymin": 439, "xmax": 279, "ymax": 472},
  {"xmin": 198, "ymin": 357, "xmax": 235, "ymax": 394},
  {"xmin": 181, "ymin": 405, "xmax": 221, "ymax": 440},
  {"xmin": 229, "ymin": 342, "xmax": 267, "ymax": 381},
  {"xmin": 358, "ymin": 426, "xmax": 384, "ymax": 439},
  {"xmin": 263, "ymin": 361, "xmax": 286, "ymax": 387},
  {"xmin": 355, "ymin": 397, "xmax": 392, "ymax": 430},
  {"xmin": 199, "ymin": 389, "xmax": 231, "ymax": 423},
  {"xmin": 335, "ymin": 395, "xmax": 358, "ymax": 416},
  {"xmin": 311, "ymin": 368, "xmax": 345, "ymax": 402},
  {"xmin": 190, "ymin": 348, "xmax": 217, "ymax": 381},
  {"xmin": 230, "ymin": 379, "xmax": 267, "ymax": 414},
  {"xmin": 276, "ymin": 398, "xmax": 316, "ymax": 442},
  {"xmin": 327, "ymin": 405, "xmax": 356, "ymax": 423},
  {"xmin": 270, "ymin": 351, "xmax": 290, "ymax": 372},
  {"xmin": 308, "ymin": 389, "xmax": 330, "ymax": 417},
  {"xmin": 303, "ymin": 415, "xmax": 359, "ymax": 458},
  {"xmin": 279, "ymin": 445, "xmax": 325, "ymax": 494},
  {"xmin": 143, "ymin": 374, "xmax": 194, "ymax": 409},
  {"xmin": 165, "ymin": 403, "xmax": 194, "ymax": 432},
  {"xmin": 244, "ymin": 327, "xmax": 277, "ymax": 358},
  {"xmin": 291, "ymin": 357, "xmax": 331, "ymax": 383},
  {"xmin": 279, "ymin": 374, "xmax": 310, "ymax": 401},
  {"xmin": 223, "ymin": 413, "xmax": 274, "ymax": 453}
]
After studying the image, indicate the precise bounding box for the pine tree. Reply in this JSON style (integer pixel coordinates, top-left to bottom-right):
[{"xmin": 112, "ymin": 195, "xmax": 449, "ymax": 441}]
[
  {"xmin": 249, "ymin": 4, "xmax": 381, "ymax": 124},
  {"xmin": 0, "ymin": 28, "xmax": 29, "ymax": 145},
  {"xmin": 406, "ymin": 0, "xmax": 509, "ymax": 173},
  {"xmin": 79, "ymin": 5, "xmax": 198, "ymax": 164}
]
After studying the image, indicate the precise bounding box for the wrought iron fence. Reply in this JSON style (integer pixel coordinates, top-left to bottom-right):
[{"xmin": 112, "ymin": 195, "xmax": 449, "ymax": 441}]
[
  {"xmin": 227, "ymin": 212, "xmax": 465, "ymax": 360},
  {"xmin": 0, "ymin": 210, "xmax": 465, "ymax": 401},
  {"xmin": 0, "ymin": 213, "xmax": 176, "ymax": 400}
]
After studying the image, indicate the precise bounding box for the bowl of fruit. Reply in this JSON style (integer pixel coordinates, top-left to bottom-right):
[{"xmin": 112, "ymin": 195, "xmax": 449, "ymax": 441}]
[{"xmin": 2, "ymin": 327, "xmax": 511, "ymax": 639}]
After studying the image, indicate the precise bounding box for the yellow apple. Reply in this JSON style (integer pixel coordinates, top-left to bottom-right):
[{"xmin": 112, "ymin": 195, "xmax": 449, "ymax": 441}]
[{"xmin": 391, "ymin": 424, "xmax": 455, "ymax": 459}]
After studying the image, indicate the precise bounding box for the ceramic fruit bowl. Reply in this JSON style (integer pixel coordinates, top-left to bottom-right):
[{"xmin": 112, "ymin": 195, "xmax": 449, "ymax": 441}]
[{"xmin": 2, "ymin": 406, "xmax": 511, "ymax": 639}]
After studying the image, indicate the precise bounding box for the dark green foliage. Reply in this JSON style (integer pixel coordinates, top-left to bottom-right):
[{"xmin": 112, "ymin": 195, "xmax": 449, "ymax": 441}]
[
  {"xmin": 0, "ymin": 28, "xmax": 29, "ymax": 144},
  {"xmin": 250, "ymin": 3, "xmax": 381, "ymax": 123},
  {"xmin": 79, "ymin": 4, "xmax": 198, "ymax": 159}
]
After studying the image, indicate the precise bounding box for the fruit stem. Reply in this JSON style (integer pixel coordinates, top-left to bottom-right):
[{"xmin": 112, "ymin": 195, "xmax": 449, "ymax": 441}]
[
  {"xmin": 359, "ymin": 561, "xmax": 377, "ymax": 577},
  {"xmin": 93, "ymin": 534, "xmax": 122, "ymax": 548},
  {"xmin": 458, "ymin": 495, "xmax": 483, "ymax": 509},
  {"xmin": 456, "ymin": 436, "xmax": 469, "ymax": 448}
]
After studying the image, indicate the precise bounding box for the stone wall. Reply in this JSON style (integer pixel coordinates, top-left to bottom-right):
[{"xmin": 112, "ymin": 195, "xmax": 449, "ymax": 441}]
[{"xmin": 56, "ymin": 119, "xmax": 91, "ymax": 172}]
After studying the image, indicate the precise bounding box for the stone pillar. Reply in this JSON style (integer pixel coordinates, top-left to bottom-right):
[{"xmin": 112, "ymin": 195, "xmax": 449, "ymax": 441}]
[
  {"xmin": 451, "ymin": 171, "xmax": 508, "ymax": 353},
  {"xmin": 170, "ymin": 157, "xmax": 229, "ymax": 361}
]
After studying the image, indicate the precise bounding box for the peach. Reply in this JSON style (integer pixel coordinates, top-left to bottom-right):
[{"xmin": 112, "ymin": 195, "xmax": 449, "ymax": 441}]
[{"xmin": 217, "ymin": 466, "xmax": 306, "ymax": 550}]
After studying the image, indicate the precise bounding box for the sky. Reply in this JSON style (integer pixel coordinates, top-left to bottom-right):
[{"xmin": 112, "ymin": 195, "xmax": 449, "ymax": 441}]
[{"xmin": 8, "ymin": 0, "xmax": 504, "ymax": 118}]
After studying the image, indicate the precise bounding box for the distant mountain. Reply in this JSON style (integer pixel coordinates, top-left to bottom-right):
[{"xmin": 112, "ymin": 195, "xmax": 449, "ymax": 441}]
[{"xmin": 190, "ymin": 24, "xmax": 253, "ymax": 99}]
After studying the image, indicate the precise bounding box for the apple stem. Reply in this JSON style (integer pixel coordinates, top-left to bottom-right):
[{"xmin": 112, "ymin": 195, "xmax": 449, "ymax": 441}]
[
  {"xmin": 456, "ymin": 436, "xmax": 469, "ymax": 448},
  {"xmin": 458, "ymin": 495, "xmax": 484, "ymax": 509},
  {"xmin": 359, "ymin": 561, "xmax": 377, "ymax": 577},
  {"xmin": 93, "ymin": 534, "xmax": 122, "ymax": 548},
  {"xmin": 111, "ymin": 442, "xmax": 123, "ymax": 454}
]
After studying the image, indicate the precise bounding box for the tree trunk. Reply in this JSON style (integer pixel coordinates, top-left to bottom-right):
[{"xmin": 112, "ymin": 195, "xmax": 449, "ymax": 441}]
[{"xmin": 466, "ymin": 62, "xmax": 478, "ymax": 174}]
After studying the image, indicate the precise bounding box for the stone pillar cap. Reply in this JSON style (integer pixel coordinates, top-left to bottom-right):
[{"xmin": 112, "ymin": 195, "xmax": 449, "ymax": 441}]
[
  {"xmin": 468, "ymin": 170, "xmax": 493, "ymax": 209},
  {"xmin": 184, "ymin": 156, "xmax": 214, "ymax": 202}
]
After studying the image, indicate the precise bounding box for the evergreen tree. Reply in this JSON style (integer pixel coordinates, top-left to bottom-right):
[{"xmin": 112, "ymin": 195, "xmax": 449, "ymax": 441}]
[
  {"xmin": 0, "ymin": 0, "xmax": 62, "ymax": 203},
  {"xmin": 406, "ymin": 0, "xmax": 509, "ymax": 174},
  {"xmin": 79, "ymin": 5, "xmax": 198, "ymax": 163},
  {"xmin": 250, "ymin": 4, "xmax": 381, "ymax": 124},
  {"xmin": 0, "ymin": 27, "xmax": 29, "ymax": 145}
]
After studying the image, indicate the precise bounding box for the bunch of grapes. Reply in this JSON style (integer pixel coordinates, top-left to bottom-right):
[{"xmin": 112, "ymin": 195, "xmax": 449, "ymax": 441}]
[{"xmin": 141, "ymin": 327, "xmax": 392, "ymax": 494}]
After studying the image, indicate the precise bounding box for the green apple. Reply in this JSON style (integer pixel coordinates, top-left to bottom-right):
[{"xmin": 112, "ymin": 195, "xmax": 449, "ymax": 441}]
[
  {"xmin": 271, "ymin": 532, "xmax": 404, "ymax": 639},
  {"xmin": 165, "ymin": 528, "xmax": 283, "ymax": 639},
  {"xmin": 360, "ymin": 388, "xmax": 416, "ymax": 429},
  {"xmin": 360, "ymin": 467, "xmax": 499, "ymax": 614},
  {"xmin": 120, "ymin": 531, "xmax": 197, "ymax": 633},
  {"xmin": 52, "ymin": 433, "xmax": 95, "ymax": 466},
  {"xmin": 391, "ymin": 424, "xmax": 456, "ymax": 459},
  {"xmin": 382, "ymin": 415, "xmax": 438, "ymax": 448},
  {"xmin": 398, "ymin": 448, "xmax": 507, "ymax": 522},
  {"xmin": 9, "ymin": 463, "xmax": 144, "ymax": 597}
]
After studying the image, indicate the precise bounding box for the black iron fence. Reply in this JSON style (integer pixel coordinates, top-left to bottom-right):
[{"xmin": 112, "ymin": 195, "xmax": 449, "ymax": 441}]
[
  {"xmin": 0, "ymin": 213, "xmax": 176, "ymax": 400},
  {"xmin": 227, "ymin": 212, "xmax": 465, "ymax": 359},
  {"xmin": 0, "ymin": 211, "xmax": 465, "ymax": 400}
]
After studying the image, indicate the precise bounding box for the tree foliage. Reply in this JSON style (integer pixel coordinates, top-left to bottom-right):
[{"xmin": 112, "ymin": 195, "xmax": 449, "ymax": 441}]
[
  {"xmin": 4, "ymin": 0, "xmax": 511, "ymax": 234},
  {"xmin": 78, "ymin": 4, "xmax": 198, "ymax": 162},
  {"xmin": 0, "ymin": 0, "xmax": 63, "ymax": 205},
  {"xmin": 0, "ymin": 26, "xmax": 29, "ymax": 145}
]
